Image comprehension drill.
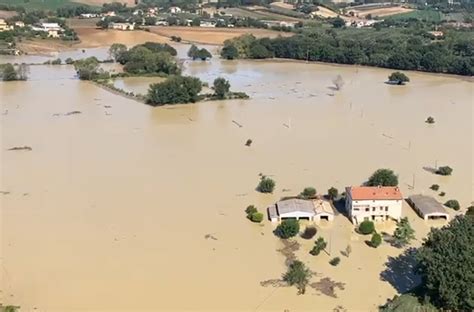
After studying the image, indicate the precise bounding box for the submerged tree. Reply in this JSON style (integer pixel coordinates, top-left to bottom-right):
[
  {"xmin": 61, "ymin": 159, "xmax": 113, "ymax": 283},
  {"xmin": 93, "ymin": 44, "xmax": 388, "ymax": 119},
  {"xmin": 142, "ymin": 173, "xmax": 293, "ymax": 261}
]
[
  {"xmin": 332, "ymin": 74, "xmax": 345, "ymax": 90},
  {"xmin": 300, "ymin": 187, "xmax": 316, "ymax": 199},
  {"xmin": 310, "ymin": 237, "xmax": 327, "ymax": 256},
  {"xmin": 283, "ymin": 260, "xmax": 312, "ymax": 294},
  {"xmin": 274, "ymin": 219, "xmax": 300, "ymax": 239},
  {"xmin": 109, "ymin": 43, "xmax": 127, "ymax": 61},
  {"xmin": 74, "ymin": 57, "xmax": 109, "ymax": 81},
  {"xmin": 147, "ymin": 76, "xmax": 202, "ymax": 106},
  {"xmin": 0, "ymin": 63, "xmax": 29, "ymax": 81},
  {"xmin": 257, "ymin": 176, "xmax": 275, "ymax": 193},
  {"xmin": 388, "ymin": 72, "xmax": 410, "ymax": 85},
  {"xmin": 213, "ymin": 77, "xmax": 230, "ymax": 99},
  {"xmin": 367, "ymin": 168, "xmax": 399, "ymax": 186},
  {"xmin": 221, "ymin": 44, "xmax": 239, "ymax": 60},
  {"xmin": 393, "ymin": 217, "xmax": 415, "ymax": 247}
]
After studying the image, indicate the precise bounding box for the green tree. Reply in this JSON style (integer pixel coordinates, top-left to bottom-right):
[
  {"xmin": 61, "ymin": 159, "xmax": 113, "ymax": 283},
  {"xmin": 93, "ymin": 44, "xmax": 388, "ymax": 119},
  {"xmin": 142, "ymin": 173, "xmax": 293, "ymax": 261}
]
[
  {"xmin": 416, "ymin": 216, "xmax": 474, "ymax": 311},
  {"xmin": 393, "ymin": 217, "xmax": 415, "ymax": 247},
  {"xmin": 388, "ymin": 72, "xmax": 410, "ymax": 85},
  {"xmin": 310, "ymin": 237, "xmax": 327, "ymax": 256},
  {"xmin": 245, "ymin": 205, "xmax": 257, "ymax": 216},
  {"xmin": 249, "ymin": 43, "xmax": 272, "ymax": 59},
  {"xmin": 367, "ymin": 168, "xmax": 399, "ymax": 186},
  {"xmin": 74, "ymin": 57, "xmax": 108, "ymax": 80},
  {"xmin": 300, "ymin": 187, "xmax": 316, "ymax": 199},
  {"xmin": 329, "ymin": 257, "xmax": 341, "ymax": 266},
  {"xmin": 147, "ymin": 76, "xmax": 202, "ymax": 106},
  {"xmin": 444, "ymin": 200, "xmax": 460, "ymax": 211},
  {"xmin": 331, "ymin": 17, "xmax": 345, "ymax": 28},
  {"xmin": 250, "ymin": 212, "xmax": 264, "ymax": 223},
  {"xmin": 370, "ymin": 232, "xmax": 382, "ymax": 247},
  {"xmin": 213, "ymin": 77, "xmax": 230, "ymax": 99},
  {"xmin": 109, "ymin": 43, "xmax": 127, "ymax": 61},
  {"xmin": 0, "ymin": 63, "xmax": 18, "ymax": 81},
  {"xmin": 196, "ymin": 48, "xmax": 212, "ymax": 61},
  {"xmin": 282, "ymin": 260, "xmax": 312, "ymax": 294},
  {"xmin": 327, "ymin": 187, "xmax": 338, "ymax": 200},
  {"xmin": 257, "ymin": 176, "xmax": 275, "ymax": 193},
  {"xmin": 274, "ymin": 219, "xmax": 300, "ymax": 239},
  {"xmin": 436, "ymin": 166, "xmax": 453, "ymax": 176},
  {"xmin": 359, "ymin": 220, "xmax": 375, "ymax": 235},
  {"xmin": 187, "ymin": 44, "xmax": 199, "ymax": 60},
  {"xmin": 221, "ymin": 44, "xmax": 239, "ymax": 60},
  {"xmin": 466, "ymin": 206, "xmax": 474, "ymax": 217},
  {"xmin": 65, "ymin": 57, "xmax": 74, "ymax": 65}
]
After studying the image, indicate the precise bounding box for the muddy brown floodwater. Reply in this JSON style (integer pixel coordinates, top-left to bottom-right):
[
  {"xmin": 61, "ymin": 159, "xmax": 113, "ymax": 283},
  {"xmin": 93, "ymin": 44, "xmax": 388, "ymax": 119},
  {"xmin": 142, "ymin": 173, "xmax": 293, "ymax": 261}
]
[{"xmin": 1, "ymin": 48, "xmax": 473, "ymax": 312}]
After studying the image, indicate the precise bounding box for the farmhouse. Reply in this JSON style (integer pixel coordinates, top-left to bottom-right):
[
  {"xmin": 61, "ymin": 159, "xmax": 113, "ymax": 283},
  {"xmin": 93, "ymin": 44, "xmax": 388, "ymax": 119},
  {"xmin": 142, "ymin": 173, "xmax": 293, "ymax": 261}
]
[
  {"xmin": 109, "ymin": 22, "xmax": 135, "ymax": 31},
  {"xmin": 0, "ymin": 19, "xmax": 13, "ymax": 32},
  {"xmin": 407, "ymin": 195, "xmax": 450, "ymax": 221},
  {"xmin": 345, "ymin": 186, "xmax": 403, "ymax": 224},
  {"xmin": 169, "ymin": 6, "xmax": 182, "ymax": 14},
  {"xmin": 31, "ymin": 23, "xmax": 64, "ymax": 38},
  {"xmin": 268, "ymin": 198, "xmax": 334, "ymax": 222}
]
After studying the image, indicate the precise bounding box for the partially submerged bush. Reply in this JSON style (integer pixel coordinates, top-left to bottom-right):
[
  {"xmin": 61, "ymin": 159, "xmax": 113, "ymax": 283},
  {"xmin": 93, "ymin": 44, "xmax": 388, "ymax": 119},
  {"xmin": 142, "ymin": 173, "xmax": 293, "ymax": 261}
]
[
  {"xmin": 445, "ymin": 200, "xmax": 460, "ymax": 211},
  {"xmin": 301, "ymin": 226, "xmax": 317, "ymax": 239},
  {"xmin": 310, "ymin": 237, "xmax": 327, "ymax": 256},
  {"xmin": 367, "ymin": 168, "xmax": 398, "ymax": 186},
  {"xmin": 327, "ymin": 187, "xmax": 338, "ymax": 200},
  {"xmin": 283, "ymin": 260, "xmax": 311, "ymax": 295},
  {"xmin": 329, "ymin": 257, "xmax": 341, "ymax": 266},
  {"xmin": 430, "ymin": 184, "xmax": 440, "ymax": 191},
  {"xmin": 425, "ymin": 116, "xmax": 435, "ymax": 124},
  {"xmin": 257, "ymin": 176, "xmax": 275, "ymax": 193},
  {"xmin": 393, "ymin": 217, "xmax": 415, "ymax": 247},
  {"xmin": 370, "ymin": 232, "xmax": 382, "ymax": 248},
  {"xmin": 388, "ymin": 72, "xmax": 409, "ymax": 85},
  {"xmin": 300, "ymin": 187, "xmax": 316, "ymax": 199},
  {"xmin": 436, "ymin": 166, "xmax": 453, "ymax": 176},
  {"xmin": 359, "ymin": 220, "xmax": 375, "ymax": 235},
  {"xmin": 274, "ymin": 219, "xmax": 299, "ymax": 239},
  {"xmin": 250, "ymin": 212, "xmax": 264, "ymax": 223}
]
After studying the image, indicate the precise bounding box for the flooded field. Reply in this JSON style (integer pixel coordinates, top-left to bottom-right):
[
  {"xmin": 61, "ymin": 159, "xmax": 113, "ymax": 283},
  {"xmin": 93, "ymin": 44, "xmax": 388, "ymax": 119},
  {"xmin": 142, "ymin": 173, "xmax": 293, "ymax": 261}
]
[{"xmin": 1, "ymin": 50, "xmax": 473, "ymax": 312}]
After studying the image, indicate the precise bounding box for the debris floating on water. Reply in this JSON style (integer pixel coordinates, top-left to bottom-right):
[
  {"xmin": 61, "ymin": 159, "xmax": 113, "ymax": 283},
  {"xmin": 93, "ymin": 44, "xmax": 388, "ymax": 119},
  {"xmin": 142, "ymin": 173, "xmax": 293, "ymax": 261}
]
[
  {"xmin": 204, "ymin": 234, "xmax": 218, "ymax": 241},
  {"xmin": 245, "ymin": 139, "xmax": 252, "ymax": 147},
  {"xmin": 64, "ymin": 111, "xmax": 81, "ymax": 116},
  {"xmin": 8, "ymin": 146, "xmax": 32, "ymax": 151},
  {"xmin": 232, "ymin": 120, "xmax": 243, "ymax": 128}
]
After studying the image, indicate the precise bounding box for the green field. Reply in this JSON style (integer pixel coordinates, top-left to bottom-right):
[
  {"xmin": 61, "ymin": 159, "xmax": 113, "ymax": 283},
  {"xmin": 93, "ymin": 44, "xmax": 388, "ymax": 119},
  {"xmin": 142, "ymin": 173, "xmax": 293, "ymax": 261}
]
[
  {"xmin": 386, "ymin": 9, "xmax": 443, "ymax": 22},
  {"xmin": 0, "ymin": 0, "xmax": 90, "ymax": 10}
]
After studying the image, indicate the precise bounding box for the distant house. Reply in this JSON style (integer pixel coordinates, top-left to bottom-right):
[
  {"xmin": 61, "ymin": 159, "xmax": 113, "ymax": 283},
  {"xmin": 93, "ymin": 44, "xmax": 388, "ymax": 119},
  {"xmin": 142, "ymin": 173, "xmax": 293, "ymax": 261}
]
[
  {"xmin": 104, "ymin": 11, "xmax": 116, "ymax": 17},
  {"xmin": 345, "ymin": 186, "xmax": 403, "ymax": 224},
  {"xmin": 31, "ymin": 23, "xmax": 63, "ymax": 38},
  {"xmin": 262, "ymin": 20, "xmax": 298, "ymax": 28},
  {"xmin": 156, "ymin": 20, "xmax": 169, "ymax": 26},
  {"xmin": 200, "ymin": 20, "xmax": 216, "ymax": 27},
  {"xmin": 268, "ymin": 198, "xmax": 334, "ymax": 222},
  {"xmin": 0, "ymin": 19, "xmax": 13, "ymax": 32},
  {"xmin": 407, "ymin": 195, "xmax": 450, "ymax": 221},
  {"xmin": 109, "ymin": 22, "xmax": 135, "ymax": 31},
  {"xmin": 14, "ymin": 21, "xmax": 25, "ymax": 28},
  {"xmin": 80, "ymin": 13, "xmax": 99, "ymax": 19},
  {"xmin": 169, "ymin": 6, "xmax": 182, "ymax": 14},
  {"xmin": 428, "ymin": 30, "xmax": 444, "ymax": 38}
]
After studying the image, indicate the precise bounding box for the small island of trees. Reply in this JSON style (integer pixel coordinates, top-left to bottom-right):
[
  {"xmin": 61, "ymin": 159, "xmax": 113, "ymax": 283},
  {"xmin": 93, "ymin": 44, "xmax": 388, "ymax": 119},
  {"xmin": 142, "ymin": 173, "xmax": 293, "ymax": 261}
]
[{"xmin": 388, "ymin": 72, "xmax": 410, "ymax": 85}]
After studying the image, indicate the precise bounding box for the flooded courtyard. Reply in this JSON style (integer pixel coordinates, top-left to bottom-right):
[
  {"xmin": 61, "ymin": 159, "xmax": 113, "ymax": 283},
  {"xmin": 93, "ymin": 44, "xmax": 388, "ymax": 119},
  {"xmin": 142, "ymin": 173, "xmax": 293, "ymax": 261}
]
[{"xmin": 1, "ymin": 48, "xmax": 473, "ymax": 311}]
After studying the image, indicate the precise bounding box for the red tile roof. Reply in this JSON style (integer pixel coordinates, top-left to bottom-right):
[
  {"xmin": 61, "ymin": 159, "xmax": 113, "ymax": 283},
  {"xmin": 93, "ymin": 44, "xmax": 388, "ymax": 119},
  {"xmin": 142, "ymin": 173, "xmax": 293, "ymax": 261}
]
[{"xmin": 347, "ymin": 186, "xmax": 403, "ymax": 201}]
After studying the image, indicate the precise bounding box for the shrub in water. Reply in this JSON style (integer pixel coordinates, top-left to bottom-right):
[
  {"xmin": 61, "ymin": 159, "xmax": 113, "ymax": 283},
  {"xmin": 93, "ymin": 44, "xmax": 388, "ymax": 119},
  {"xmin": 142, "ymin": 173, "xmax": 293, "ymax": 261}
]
[
  {"xmin": 445, "ymin": 200, "xmax": 460, "ymax": 211},
  {"xmin": 250, "ymin": 212, "xmax": 264, "ymax": 223},
  {"xmin": 371, "ymin": 232, "xmax": 382, "ymax": 248},
  {"xmin": 310, "ymin": 237, "xmax": 327, "ymax": 256},
  {"xmin": 301, "ymin": 226, "xmax": 317, "ymax": 239},
  {"xmin": 359, "ymin": 220, "xmax": 375, "ymax": 235},
  {"xmin": 430, "ymin": 184, "xmax": 440, "ymax": 191},
  {"xmin": 274, "ymin": 219, "xmax": 299, "ymax": 239},
  {"xmin": 300, "ymin": 187, "xmax": 316, "ymax": 198},
  {"xmin": 329, "ymin": 257, "xmax": 341, "ymax": 266},
  {"xmin": 436, "ymin": 166, "xmax": 453, "ymax": 176},
  {"xmin": 257, "ymin": 176, "xmax": 275, "ymax": 193}
]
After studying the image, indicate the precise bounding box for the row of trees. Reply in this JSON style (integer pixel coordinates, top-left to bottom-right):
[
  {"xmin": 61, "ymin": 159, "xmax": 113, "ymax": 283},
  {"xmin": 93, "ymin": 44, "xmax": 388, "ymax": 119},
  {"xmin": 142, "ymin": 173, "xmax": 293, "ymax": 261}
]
[
  {"xmin": 220, "ymin": 29, "xmax": 473, "ymax": 76},
  {"xmin": 146, "ymin": 76, "xmax": 236, "ymax": 106}
]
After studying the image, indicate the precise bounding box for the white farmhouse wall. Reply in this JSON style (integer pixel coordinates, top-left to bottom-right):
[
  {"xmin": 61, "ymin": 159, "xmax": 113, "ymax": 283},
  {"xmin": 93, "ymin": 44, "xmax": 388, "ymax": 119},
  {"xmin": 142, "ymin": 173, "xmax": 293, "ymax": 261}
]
[{"xmin": 346, "ymin": 193, "xmax": 402, "ymax": 223}]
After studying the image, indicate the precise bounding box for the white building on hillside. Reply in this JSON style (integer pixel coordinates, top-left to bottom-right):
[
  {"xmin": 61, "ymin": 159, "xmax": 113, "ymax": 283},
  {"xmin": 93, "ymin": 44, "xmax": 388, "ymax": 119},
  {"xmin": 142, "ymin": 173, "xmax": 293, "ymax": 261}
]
[
  {"xmin": 0, "ymin": 19, "xmax": 13, "ymax": 32},
  {"xmin": 109, "ymin": 22, "xmax": 135, "ymax": 31},
  {"xmin": 31, "ymin": 23, "xmax": 63, "ymax": 37},
  {"xmin": 169, "ymin": 6, "xmax": 182, "ymax": 14},
  {"xmin": 345, "ymin": 186, "xmax": 403, "ymax": 224}
]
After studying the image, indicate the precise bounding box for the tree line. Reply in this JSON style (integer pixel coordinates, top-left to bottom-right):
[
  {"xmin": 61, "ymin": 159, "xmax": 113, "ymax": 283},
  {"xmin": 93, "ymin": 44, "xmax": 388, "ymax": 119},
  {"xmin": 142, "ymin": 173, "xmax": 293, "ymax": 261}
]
[{"xmin": 221, "ymin": 29, "xmax": 473, "ymax": 76}]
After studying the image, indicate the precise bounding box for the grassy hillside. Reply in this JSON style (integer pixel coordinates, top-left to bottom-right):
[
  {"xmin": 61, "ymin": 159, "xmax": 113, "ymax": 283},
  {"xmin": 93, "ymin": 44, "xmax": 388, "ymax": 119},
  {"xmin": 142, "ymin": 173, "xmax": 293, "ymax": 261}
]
[
  {"xmin": 0, "ymin": 0, "xmax": 75, "ymax": 10},
  {"xmin": 386, "ymin": 9, "xmax": 443, "ymax": 22}
]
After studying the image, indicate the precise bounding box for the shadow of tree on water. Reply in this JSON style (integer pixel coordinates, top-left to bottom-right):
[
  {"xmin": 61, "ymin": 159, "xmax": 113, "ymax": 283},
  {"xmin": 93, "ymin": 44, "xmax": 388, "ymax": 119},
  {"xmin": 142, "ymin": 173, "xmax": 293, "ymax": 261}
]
[{"xmin": 380, "ymin": 247, "xmax": 422, "ymax": 293}]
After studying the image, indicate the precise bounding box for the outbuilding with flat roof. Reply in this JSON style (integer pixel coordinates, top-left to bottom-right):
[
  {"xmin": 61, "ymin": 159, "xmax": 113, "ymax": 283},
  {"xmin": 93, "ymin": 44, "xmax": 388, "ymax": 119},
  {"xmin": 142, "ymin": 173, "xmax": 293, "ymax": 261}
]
[
  {"xmin": 268, "ymin": 198, "xmax": 334, "ymax": 222},
  {"xmin": 407, "ymin": 195, "xmax": 450, "ymax": 221}
]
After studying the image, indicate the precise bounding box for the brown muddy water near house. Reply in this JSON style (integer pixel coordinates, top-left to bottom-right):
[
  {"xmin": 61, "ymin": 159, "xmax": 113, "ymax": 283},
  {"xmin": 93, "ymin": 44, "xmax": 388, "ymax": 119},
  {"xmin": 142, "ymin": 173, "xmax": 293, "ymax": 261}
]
[{"xmin": 1, "ymin": 49, "xmax": 473, "ymax": 312}]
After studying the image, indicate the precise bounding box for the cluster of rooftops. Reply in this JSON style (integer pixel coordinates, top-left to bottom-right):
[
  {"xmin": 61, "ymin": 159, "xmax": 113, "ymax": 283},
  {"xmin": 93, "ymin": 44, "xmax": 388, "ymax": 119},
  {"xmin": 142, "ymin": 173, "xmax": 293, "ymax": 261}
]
[{"xmin": 267, "ymin": 186, "xmax": 450, "ymax": 224}]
